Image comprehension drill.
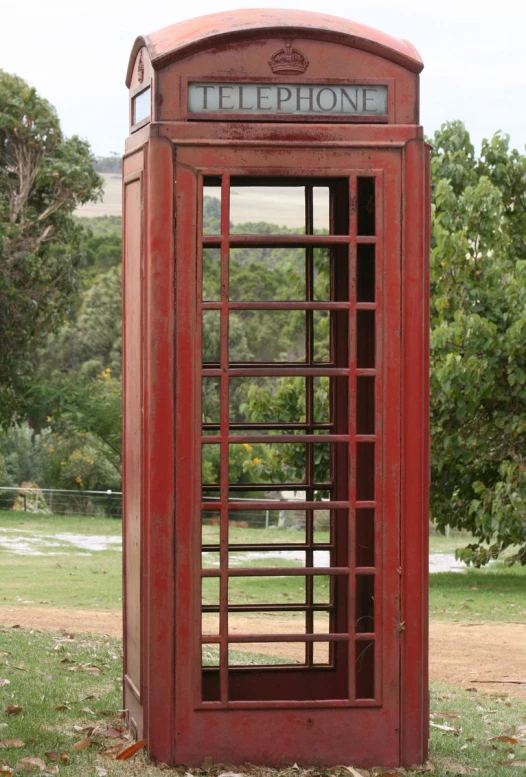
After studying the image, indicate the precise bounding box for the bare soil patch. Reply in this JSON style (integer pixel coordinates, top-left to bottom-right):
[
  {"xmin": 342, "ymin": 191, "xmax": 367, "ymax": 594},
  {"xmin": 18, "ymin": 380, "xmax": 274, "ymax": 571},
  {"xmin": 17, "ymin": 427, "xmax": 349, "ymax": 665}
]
[{"xmin": 1, "ymin": 607, "xmax": 524, "ymax": 698}]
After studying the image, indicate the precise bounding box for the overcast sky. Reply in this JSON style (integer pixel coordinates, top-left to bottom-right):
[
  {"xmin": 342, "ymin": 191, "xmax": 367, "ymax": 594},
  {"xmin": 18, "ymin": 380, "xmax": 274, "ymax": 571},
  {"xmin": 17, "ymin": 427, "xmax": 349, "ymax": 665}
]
[{"xmin": 2, "ymin": 0, "xmax": 525, "ymax": 158}]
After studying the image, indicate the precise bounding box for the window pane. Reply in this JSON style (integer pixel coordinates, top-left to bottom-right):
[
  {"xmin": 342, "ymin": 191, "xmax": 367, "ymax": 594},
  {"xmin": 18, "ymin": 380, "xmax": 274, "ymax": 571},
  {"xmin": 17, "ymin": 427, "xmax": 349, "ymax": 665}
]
[
  {"xmin": 230, "ymin": 185, "xmax": 305, "ymax": 234},
  {"xmin": 230, "ymin": 248, "xmax": 305, "ymax": 301}
]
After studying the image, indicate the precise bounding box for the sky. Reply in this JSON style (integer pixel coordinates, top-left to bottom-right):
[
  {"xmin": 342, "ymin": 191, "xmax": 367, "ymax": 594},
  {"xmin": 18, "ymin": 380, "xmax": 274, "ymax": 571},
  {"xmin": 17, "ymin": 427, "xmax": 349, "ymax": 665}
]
[{"xmin": 2, "ymin": 0, "xmax": 525, "ymax": 158}]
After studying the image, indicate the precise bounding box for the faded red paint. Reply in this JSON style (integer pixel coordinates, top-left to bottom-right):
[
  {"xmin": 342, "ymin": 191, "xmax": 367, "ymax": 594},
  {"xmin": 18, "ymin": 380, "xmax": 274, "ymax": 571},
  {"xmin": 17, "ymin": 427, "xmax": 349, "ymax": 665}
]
[{"xmin": 122, "ymin": 9, "xmax": 429, "ymax": 770}]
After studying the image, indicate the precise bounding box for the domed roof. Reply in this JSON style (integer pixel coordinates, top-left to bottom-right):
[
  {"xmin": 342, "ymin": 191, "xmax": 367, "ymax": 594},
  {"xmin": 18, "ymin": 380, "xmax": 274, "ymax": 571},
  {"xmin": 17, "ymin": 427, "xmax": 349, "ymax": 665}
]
[{"xmin": 126, "ymin": 9, "xmax": 423, "ymax": 87}]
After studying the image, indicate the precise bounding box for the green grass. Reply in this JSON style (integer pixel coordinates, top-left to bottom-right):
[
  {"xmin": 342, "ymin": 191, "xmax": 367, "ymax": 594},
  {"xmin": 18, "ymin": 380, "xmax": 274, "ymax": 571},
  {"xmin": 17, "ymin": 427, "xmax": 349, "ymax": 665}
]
[
  {"xmin": 430, "ymin": 563, "xmax": 526, "ymax": 622},
  {"xmin": 0, "ymin": 511, "xmax": 121, "ymax": 610},
  {"xmin": 0, "ymin": 510, "xmax": 121, "ymax": 536},
  {"xmin": 2, "ymin": 512, "xmax": 526, "ymax": 622},
  {"xmin": 1, "ymin": 628, "xmax": 525, "ymax": 776}
]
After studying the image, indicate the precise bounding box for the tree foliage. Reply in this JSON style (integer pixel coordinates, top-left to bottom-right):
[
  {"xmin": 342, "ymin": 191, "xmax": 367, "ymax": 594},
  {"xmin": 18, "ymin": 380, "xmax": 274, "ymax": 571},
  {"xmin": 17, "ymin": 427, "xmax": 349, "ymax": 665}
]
[
  {"xmin": 430, "ymin": 121, "xmax": 526, "ymax": 565},
  {"xmin": 0, "ymin": 70, "xmax": 102, "ymax": 422}
]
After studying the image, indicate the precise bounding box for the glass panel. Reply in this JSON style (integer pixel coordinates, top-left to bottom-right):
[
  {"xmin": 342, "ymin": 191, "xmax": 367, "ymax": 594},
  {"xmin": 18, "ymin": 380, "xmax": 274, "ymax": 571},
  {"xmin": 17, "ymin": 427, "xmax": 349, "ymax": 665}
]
[
  {"xmin": 228, "ymin": 575, "xmax": 306, "ymax": 606},
  {"xmin": 202, "ymin": 643, "xmax": 220, "ymax": 667},
  {"xmin": 355, "ymin": 509, "xmax": 375, "ymax": 567},
  {"xmin": 313, "ymin": 376, "xmax": 330, "ymax": 423},
  {"xmin": 230, "ymin": 248, "xmax": 305, "ymax": 301},
  {"xmin": 313, "ymin": 187, "xmax": 330, "ymax": 234},
  {"xmin": 357, "ymin": 178, "xmax": 375, "ymax": 236},
  {"xmin": 202, "ymin": 613, "xmax": 220, "ymax": 635},
  {"xmin": 313, "ymin": 642, "xmax": 330, "ymax": 665},
  {"xmin": 313, "ymin": 510, "xmax": 331, "ymax": 544},
  {"xmin": 229, "ymin": 376, "xmax": 306, "ymax": 425},
  {"xmin": 230, "ymin": 186, "xmax": 305, "ymax": 234},
  {"xmin": 202, "ymin": 377, "xmax": 220, "ymax": 426},
  {"xmin": 356, "ymin": 376, "xmax": 375, "ymax": 434},
  {"xmin": 228, "ymin": 643, "xmax": 303, "ymax": 666},
  {"xmin": 313, "ymin": 575, "xmax": 330, "ymax": 604},
  {"xmin": 313, "ymin": 247, "xmax": 330, "ymax": 300},
  {"xmin": 202, "ymin": 577, "xmax": 220, "ymax": 607},
  {"xmin": 229, "ymin": 443, "xmax": 306, "ymax": 484},
  {"xmin": 313, "ymin": 611, "xmax": 331, "ymax": 633},
  {"xmin": 133, "ymin": 87, "xmax": 151, "ymax": 124},
  {"xmin": 355, "ymin": 575, "xmax": 375, "ymax": 633},
  {"xmin": 202, "ymin": 247, "xmax": 221, "ymax": 301},
  {"xmin": 202, "ymin": 511, "xmax": 220, "ymax": 546},
  {"xmin": 202, "ymin": 310, "xmax": 220, "ymax": 362},
  {"xmin": 356, "ymin": 442, "xmax": 375, "ymax": 501},
  {"xmin": 228, "ymin": 510, "xmax": 306, "ymax": 545},
  {"xmin": 203, "ymin": 184, "xmax": 221, "ymax": 235},
  {"xmin": 313, "ymin": 442, "xmax": 331, "ymax": 485},
  {"xmin": 202, "ymin": 551, "xmax": 220, "ymax": 569},
  {"xmin": 229, "ymin": 311, "xmax": 305, "ymax": 362},
  {"xmin": 356, "ymin": 310, "xmax": 375, "ymax": 368},
  {"xmin": 229, "ymin": 611, "xmax": 305, "ymax": 634},
  {"xmin": 356, "ymin": 640, "xmax": 375, "ymax": 699},
  {"xmin": 229, "ymin": 549, "xmax": 306, "ymax": 568},
  {"xmin": 202, "ymin": 444, "xmax": 221, "ymax": 485},
  {"xmin": 355, "ymin": 640, "xmax": 375, "ymax": 699},
  {"xmin": 313, "ymin": 310, "xmax": 330, "ymax": 362},
  {"xmin": 357, "ymin": 244, "xmax": 375, "ymax": 302}
]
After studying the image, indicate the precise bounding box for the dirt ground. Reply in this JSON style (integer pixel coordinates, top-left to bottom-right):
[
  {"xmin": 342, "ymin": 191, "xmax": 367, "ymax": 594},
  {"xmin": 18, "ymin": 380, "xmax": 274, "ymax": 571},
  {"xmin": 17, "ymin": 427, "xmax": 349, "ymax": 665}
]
[{"xmin": 1, "ymin": 607, "xmax": 525, "ymax": 699}]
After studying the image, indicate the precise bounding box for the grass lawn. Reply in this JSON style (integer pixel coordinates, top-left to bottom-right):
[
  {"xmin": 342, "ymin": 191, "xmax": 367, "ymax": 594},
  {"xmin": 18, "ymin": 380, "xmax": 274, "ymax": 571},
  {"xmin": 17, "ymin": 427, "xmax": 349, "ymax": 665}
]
[
  {"xmin": 1, "ymin": 511, "xmax": 525, "ymax": 622},
  {"xmin": 0, "ymin": 627, "xmax": 525, "ymax": 776}
]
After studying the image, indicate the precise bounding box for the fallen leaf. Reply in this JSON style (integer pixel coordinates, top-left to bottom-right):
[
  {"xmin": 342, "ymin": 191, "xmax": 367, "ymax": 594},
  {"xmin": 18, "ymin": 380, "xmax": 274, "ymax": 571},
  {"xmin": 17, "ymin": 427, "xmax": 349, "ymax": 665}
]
[
  {"xmin": 115, "ymin": 740, "xmax": 147, "ymax": 760},
  {"xmin": 93, "ymin": 728, "xmax": 122, "ymax": 739},
  {"xmin": 0, "ymin": 768, "xmax": 13, "ymax": 776},
  {"xmin": 80, "ymin": 707, "xmax": 95, "ymax": 715},
  {"xmin": 429, "ymin": 722, "xmax": 457, "ymax": 732},
  {"xmin": 44, "ymin": 752, "xmax": 58, "ymax": 761},
  {"xmin": 0, "ymin": 740, "xmax": 25, "ymax": 748},
  {"xmin": 46, "ymin": 767, "xmax": 59, "ymax": 775},
  {"xmin": 15, "ymin": 757, "xmax": 47, "ymax": 772},
  {"xmin": 55, "ymin": 705, "xmax": 70, "ymax": 712},
  {"xmin": 509, "ymin": 761, "xmax": 526, "ymax": 767},
  {"xmin": 5, "ymin": 707, "xmax": 22, "ymax": 716},
  {"xmin": 73, "ymin": 738, "xmax": 93, "ymax": 751},
  {"xmin": 59, "ymin": 754, "xmax": 69, "ymax": 764},
  {"xmin": 0, "ymin": 681, "xmax": 9, "ymax": 688},
  {"xmin": 340, "ymin": 768, "xmax": 364, "ymax": 777},
  {"xmin": 489, "ymin": 736, "xmax": 519, "ymax": 744},
  {"xmin": 218, "ymin": 773, "xmax": 247, "ymax": 777},
  {"xmin": 97, "ymin": 710, "xmax": 115, "ymax": 717}
]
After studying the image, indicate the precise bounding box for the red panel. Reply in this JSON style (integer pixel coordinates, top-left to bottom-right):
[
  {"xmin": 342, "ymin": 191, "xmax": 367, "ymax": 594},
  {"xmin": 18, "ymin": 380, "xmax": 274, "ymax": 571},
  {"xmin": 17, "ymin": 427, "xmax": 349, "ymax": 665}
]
[
  {"xmin": 168, "ymin": 148, "xmax": 403, "ymax": 767},
  {"xmin": 122, "ymin": 152, "xmax": 144, "ymax": 737},
  {"xmin": 143, "ymin": 137, "xmax": 176, "ymax": 763},
  {"xmin": 400, "ymin": 138, "xmax": 430, "ymax": 765}
]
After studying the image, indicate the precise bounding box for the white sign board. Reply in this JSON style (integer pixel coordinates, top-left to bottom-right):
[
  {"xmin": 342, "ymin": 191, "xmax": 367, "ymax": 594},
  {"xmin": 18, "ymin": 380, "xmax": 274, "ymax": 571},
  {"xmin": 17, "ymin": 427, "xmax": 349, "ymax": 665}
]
[{"xmin": 188, "ymin": 83, "xmax": 388, "ymax": 116}]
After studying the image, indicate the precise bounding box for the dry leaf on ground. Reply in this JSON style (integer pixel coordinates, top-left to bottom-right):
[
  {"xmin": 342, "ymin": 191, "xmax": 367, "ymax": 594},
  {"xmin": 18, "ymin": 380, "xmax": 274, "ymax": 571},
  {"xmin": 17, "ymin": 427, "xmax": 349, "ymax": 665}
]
[
  {"xmin": 5, "ymin": 707, "xmax": 22, "ymax": 716},
  {"xmin": 429, "ymin": 722, "xmax": 456, "ymax": 733},
  {"xmin": 115, "ymin": 739, "xmax": 147, "ymax": 760},
  {"xmin": 15, "ymin": 757, "xmax": 47, "ymax": 772},
  {"xmin": 489, "ymin": 736, "xmax": 519, "ymax": 744},
  {"xmin": 0, "ymin": 740, "xmax": 25, "ymax": 748},
  {"xmin": 73, "ymin": 737, "xmax": 93, "ymax": 751}
]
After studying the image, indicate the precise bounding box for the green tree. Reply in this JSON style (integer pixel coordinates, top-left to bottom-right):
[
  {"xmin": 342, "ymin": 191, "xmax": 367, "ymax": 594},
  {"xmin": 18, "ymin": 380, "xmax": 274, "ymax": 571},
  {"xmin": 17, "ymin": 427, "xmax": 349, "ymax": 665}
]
[
  {"xmin": 430, "ymin": 121, "xmax": 526, "ymax": 565},
  {"xmin": 0, "ymin": 70, "xmax": 102, "ymax": 423}
]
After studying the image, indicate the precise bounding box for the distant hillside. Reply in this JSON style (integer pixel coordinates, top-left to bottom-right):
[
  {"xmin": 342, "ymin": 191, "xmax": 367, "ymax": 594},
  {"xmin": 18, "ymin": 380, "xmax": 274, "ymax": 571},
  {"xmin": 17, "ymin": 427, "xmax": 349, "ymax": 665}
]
[{"xmin": 75, "ymin": 173, "xmax": 122, "ymax": 217}]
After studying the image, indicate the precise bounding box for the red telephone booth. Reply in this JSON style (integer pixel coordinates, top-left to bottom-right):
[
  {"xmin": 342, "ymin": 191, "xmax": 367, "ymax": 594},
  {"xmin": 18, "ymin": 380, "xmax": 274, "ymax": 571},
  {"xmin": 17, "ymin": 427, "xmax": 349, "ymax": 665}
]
[{"xmin": 122, "ymin": 10, "xmax": 429, "ymax": 769}]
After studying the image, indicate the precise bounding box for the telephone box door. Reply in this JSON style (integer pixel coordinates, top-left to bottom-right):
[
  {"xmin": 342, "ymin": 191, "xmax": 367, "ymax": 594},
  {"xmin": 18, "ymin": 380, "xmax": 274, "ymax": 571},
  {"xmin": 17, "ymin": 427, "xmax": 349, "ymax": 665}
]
[{"xmin": 173, "ymin": 144, "xmax": 403, "ymax": 766}]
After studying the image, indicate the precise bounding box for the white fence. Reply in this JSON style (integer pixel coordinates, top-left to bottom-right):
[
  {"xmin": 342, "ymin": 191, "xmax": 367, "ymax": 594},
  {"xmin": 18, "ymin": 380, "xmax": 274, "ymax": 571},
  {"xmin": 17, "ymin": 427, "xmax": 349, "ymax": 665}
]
[{"xmin": 0, "ymin": 486, "xmax": 122, "ymax": 518}]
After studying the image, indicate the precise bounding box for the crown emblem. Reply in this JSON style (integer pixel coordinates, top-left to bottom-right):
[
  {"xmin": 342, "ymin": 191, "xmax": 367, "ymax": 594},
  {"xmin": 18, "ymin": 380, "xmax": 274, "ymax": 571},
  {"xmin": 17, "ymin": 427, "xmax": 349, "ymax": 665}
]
[{"xmin": 268, "ymin": 41, "xmax": 309, "ymax": 74}]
